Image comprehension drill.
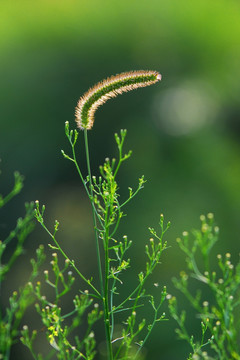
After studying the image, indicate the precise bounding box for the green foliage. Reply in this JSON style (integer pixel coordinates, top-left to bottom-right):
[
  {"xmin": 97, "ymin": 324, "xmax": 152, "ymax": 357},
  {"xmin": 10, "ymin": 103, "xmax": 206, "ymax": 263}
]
[
  {"xmin": 34, "ymin": 123, "xmax": 170, "ymax": 359},
  {"xmin": 0, "ymin": 171, "xmax": 34, "ymax": 282},
  {"xmin": 2, "ymin": 134, "xmax": 240, "ymax": 360},
  {"xmin": 2, "ymin": 67, "xmax": 240, "ymax": 360},
  {"xmin": 0, "ymin": 170, "xmax": 44, "ymax": 360},
  {"xmin": 169, "ymin": 214, "xmax": 240, "ymax": 359},
  {"xmin": 25, "ymin": 252, "xmax": 101, "ymax": 360},
  {"xmin": 0, "ymin": 172, "xmax": 24, "ymax": 209}
]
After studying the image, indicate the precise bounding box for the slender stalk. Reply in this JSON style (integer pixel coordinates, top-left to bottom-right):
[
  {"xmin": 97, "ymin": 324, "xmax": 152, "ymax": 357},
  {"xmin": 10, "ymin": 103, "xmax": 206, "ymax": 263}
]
[
  {"xmin": 134, "ymin": 293, "xmax": 166, "ymax": 359},
  {"xmin": 84, "ymin": 130, "xmax": 113, "ymax": 359},
  {"xmin": 84, "ymin": 129, "xmax": 104, "ymax": 297},
  {"xmin": 113, "ymin": 156, "xmax": 122, "ymax": 180},
  {"xmin": 71, "ymin": 137, "xmax": 104, "ymax": 228},
  {"xmin": 71, "ymin": 143, "xmax": 91, "ymax": 197},
  {"xmin": 38, "ymin": 219, "xmax": 101, "ymax": 298},
  {"xmin": 103, "ymin": 216, "xmax": 114, "ymax": 360},
  {"xmin": 114, "ymin": 284, "xmax": 143, "ymax": 360}
]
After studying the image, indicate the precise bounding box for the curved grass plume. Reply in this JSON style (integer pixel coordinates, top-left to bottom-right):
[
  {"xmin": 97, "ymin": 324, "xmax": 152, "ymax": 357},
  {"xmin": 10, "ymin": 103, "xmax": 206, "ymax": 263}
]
[{"xmin": 75, "ymin": 70, "xmax": 161, "ymax": 130}]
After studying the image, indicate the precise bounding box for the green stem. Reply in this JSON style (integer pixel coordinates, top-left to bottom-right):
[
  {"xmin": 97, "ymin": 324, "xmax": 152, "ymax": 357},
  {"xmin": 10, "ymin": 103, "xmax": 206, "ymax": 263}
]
[
  {"xmin": 84, "ymin": 129, "xmax": 104, "ymax": 297},
  {"xmin": 119, "ymin": 185, "xmax": 144, "ymax": 209},
  {"xmin": 114, "ymin": 253, "xmax": 162, "ymax": 359},
  {"xmin": 71, "ymin": 138, "xmax": 104, "ymax": 228},
  {"xmin": 84, "ymin": 130, "xmax": 113, "ymax": 359},
  {"xmin": 39, "ymin": 220, "xmax": 101, "ymax": 298},
  {"xmin": 116, "ymin": 285, "xmax": 143, "ymax": 360},
  {"xmin": 134, "ymin": 292, "xmax": 166, "ymax": 359},
  {"xmin": 103, "ymin": 219, "xmax": 114, "ymax": 360},
  {"xmin": 113, "ymin": 159, "xmax": 122, "ymax": 180}
]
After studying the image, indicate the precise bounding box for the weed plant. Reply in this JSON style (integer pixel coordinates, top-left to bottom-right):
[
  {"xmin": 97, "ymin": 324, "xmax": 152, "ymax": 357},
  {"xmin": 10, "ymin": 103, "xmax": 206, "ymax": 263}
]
[
  {"xmin": 33, "ymin": 70, "xmax": 169, "ymax": 359},
  {"xmin": 0, "ymin": 71, "xmax": 240, "ymax": 360},
  {"xmin": 169, "ymin": 213, "xmax": 240, "ymax": 359},
  {"xmin": 0, "ymin": 171, "xmax": 45, "ymax": 359}
]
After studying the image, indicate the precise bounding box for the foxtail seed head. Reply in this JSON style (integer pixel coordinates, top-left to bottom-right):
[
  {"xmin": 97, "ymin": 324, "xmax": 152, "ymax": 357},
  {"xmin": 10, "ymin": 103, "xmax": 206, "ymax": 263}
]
[{"xmin": 75, "ymin": 70, "xmax": 161, "ymax": 130}]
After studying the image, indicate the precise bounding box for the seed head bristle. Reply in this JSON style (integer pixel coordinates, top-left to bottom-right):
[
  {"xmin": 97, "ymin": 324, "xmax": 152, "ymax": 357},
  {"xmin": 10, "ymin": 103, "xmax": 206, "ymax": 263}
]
[{"xmin": 75, "ymin": 70, "xmax": 161, "ymax": 130}]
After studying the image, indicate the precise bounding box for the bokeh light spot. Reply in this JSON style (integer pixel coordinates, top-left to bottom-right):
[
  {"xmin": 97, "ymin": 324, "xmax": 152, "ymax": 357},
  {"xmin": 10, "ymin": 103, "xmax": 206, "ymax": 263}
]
[{"xmin": 152, "ymin": 81, "xmax": 220, "ymax": 136}]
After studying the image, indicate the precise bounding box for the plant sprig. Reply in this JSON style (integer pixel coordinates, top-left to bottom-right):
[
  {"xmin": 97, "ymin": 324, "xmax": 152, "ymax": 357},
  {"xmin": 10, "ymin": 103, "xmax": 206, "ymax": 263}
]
[
  {"xmin": 33, "ymin": 71, "xmax": 170, "ymax": 360},
  {"xmin": 169, "ymin": 214, "xmax": 240, "ymax": 359},
  {"xmin": 34, "ymin": 119, "xmax": 170, "ymax": 360}
]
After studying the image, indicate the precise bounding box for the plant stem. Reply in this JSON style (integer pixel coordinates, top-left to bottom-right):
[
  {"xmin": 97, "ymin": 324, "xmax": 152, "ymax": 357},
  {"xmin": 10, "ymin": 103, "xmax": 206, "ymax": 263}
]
[
  {"xmin": 103, "ymin": 217, "xmax": 114, "ymax": 359},
  {"xmin": 70, "ymin": 137, "xmax": 104, "ymax": 229},
  {"xmin": 84, "ymin": 129, "xmax": 104, "ymax": 297},
  {"xmin": 84, "ymin": 130, "xmax": 113, "ymax": 359},
  {"xmin": 38, "ymin": 220, "xmax": 101, "ymax": 297}
]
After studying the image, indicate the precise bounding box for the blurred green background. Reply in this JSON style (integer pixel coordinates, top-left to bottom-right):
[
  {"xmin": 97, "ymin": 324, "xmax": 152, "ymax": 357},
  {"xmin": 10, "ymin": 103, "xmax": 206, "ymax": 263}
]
[{"xmin": 1, "ymin": 0, "xmax": 240, "ymax": 358}]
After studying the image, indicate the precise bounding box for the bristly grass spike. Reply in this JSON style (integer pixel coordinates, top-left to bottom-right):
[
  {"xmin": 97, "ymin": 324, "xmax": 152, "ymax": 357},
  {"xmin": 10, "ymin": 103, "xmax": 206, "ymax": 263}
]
[{"xmin": 75, "ymin": 70, "xmax": 161, "ymax": 130}]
